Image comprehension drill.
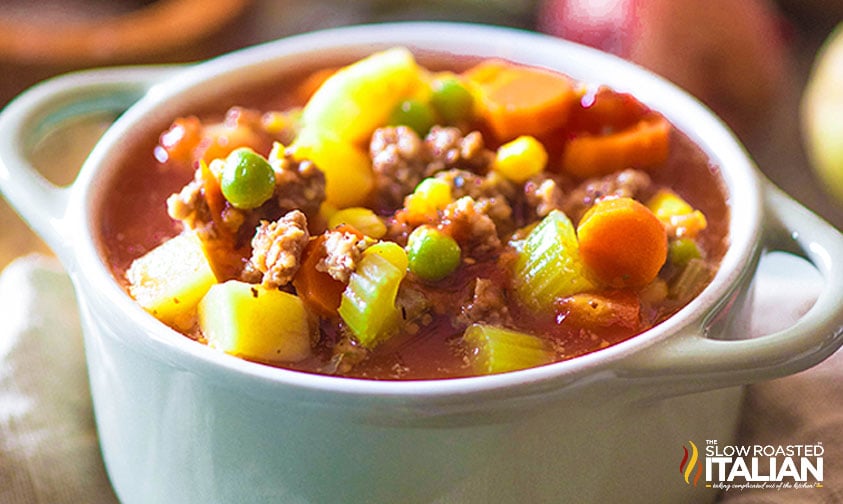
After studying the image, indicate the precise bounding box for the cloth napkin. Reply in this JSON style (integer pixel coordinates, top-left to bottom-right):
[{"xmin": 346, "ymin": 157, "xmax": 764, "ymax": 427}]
[
  {"xmin": 0, "ymin": 255, "xmax": 117, "ymax": 503},
  {"xmin": 0, "ymin": 252, "xmax": 837, "ymax": 503}
]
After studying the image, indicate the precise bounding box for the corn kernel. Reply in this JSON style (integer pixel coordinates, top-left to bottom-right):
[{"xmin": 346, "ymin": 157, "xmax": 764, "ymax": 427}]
[
  {"xmin": 494, "ymin": 135, "xmax": 548, "ymax": 183},
  {"xmin": 404, "ymin": 178, "xmax": 453, "ymax": 221}
]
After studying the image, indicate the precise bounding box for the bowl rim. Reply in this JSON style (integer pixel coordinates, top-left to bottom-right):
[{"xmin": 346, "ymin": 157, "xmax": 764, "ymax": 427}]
[{"xmin": 69, "ymin": 21, "xmax": 762, "ymax": 407}]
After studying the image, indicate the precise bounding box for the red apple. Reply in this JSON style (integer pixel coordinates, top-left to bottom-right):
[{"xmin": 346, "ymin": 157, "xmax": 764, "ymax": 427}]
[{"xmin": 537, "ymin": 0, "xmax": 790, "ymax": 141}]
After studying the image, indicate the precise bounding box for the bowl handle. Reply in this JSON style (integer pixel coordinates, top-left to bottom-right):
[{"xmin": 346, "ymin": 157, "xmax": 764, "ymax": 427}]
[
  {"xmin": 618, "ymin": 181, "xmax": 843, "ymax": 396},
  {"xmin": 0, "ymin": 66, "xmax": 180, "ymax": 260}
]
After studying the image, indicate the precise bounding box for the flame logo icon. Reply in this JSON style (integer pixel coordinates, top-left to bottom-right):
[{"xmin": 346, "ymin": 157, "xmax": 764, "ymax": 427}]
[{"xmin": 679, "ymin": 441, "xmax": 703, "ymax": 486}]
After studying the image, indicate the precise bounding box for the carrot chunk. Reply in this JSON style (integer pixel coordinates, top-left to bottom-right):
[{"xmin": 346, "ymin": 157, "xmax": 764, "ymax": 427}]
[
  {"xmin": 292, "ymin": 225, "xmax": 365, "ymax": 317},
  {"xmin": 292, "ymin": 234, "xmax": 346, "ymax": 317},
  {"xmin": 561, "ymin": 116, "xmax": 671, "ymax": 179},
  {"xmin": 463, "ymin": 59, "xmax": 578, "ymax": 142},
  {"xmin": 576, "ymin": 197, "xmax": 667, "ymax": 288}
]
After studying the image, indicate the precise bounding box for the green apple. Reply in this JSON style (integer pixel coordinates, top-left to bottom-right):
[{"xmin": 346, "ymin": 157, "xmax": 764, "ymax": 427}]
[{"xmin": 803, "ymin": 23, "xmax": 843, "ymax": 203}]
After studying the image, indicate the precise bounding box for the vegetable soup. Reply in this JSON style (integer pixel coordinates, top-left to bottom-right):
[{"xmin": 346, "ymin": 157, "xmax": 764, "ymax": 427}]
[{"xmin": 101, "ymin": 48, "xmax": 729, "ymax": 380}]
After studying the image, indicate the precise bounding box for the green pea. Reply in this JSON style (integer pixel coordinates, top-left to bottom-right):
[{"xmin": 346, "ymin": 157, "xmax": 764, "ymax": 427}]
[
  {"xmin": 431, "ymin": 77, "xmax": 474, "ymax": 124},
  {"xmin": 220, "ymin": 148, "xmax": 276, "ymax": 209},
  {"xmin": 669, "ymin": 238, "xmax": 702, "ymax": 266},
  {"xmin": 406, "ymin": 225, "xmax": 461, "ymax": 281},
  {"xmin": 388, "ymin": 99, "xmax": 436, "ymax": 137}
]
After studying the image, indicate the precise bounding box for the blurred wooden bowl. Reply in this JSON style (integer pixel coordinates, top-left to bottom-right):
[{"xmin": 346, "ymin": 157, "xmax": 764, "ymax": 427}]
[
  {"xmin": 0, "ymin": 0, "xmax": 252, "ymax": 65},
  {"xmin": 0, "ymin": 0, "xmax": 253, "ymax": 106}
]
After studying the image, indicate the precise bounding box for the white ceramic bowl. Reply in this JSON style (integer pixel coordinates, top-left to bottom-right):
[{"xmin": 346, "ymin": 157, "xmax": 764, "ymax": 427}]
[{"xmin": 2, "ymin": 23, "xmax": 843, "ymax": 504}]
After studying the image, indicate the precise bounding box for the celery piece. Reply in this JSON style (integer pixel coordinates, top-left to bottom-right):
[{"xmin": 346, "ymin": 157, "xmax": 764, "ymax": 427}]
[
  {"xmin": 513, "ymin": 210, "xmax": 593, "ymax": 311},
  {"xmin": 198, "ymin": 280, "xmax": 313, "ymax": 363},
  {"xmin": 463, "ymin": 324, "xmax": 555, "ymax": 374},
  {"xmin": 338, "ymin": 243, "xmax": 408, "ymax": 348},
  {"xmin": 670, "ymin": 258, "xmax": 713, "ymax": 301}
]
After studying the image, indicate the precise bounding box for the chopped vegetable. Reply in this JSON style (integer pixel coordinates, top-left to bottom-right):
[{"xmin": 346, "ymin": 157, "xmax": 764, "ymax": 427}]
[
  {"xmin": 463, "ymin": 324, "xmax": 555, "ymax": 374},
  {"xmin": 199, "ymin": 120, "xmax": 266, "ymax": 165},
  {"xmin": 566, "ymin": 86, "xmax": 651, "ymax": 135},
  {"xmin": 464, "ymin": 59, "xmax": 578, "ymax": 142},
  {"xmin": 298, "ymin": 47, "xmax": 422, "ymax": 144},
  {"xmin": 430, "ymin": 74, "xmax": 474, "ymax": 124},
  {"xmin": 220, "ymin": 148, "xmax": 276, "ymax": 209},
  {"xmin": 494, "ymin": 135, "xmax": 548, "ymax": 183},
  {"xmin": 513, "ymin": 210, "xmax": 594, "ymax": 311},
  {"xmin": 126, "ymin": 231, "xmax": 218, "ymax": 331},
  {"xmin": 198, "ymin": 280, "xmax": 313, "ymax": 362},
  {"xmin": 288, "ymin": 135, "xmax": 373, "ymax": 208},
  {"xmin": 406, "ymin": 225, "xmax": 462, "ymax": 281},
  {"xmin": 557, "ymin": 290, "xmax": 640, "ymax": 330},
  {"xmin": 328, "ymin": 207, "xmax": 386, "ymax": 239},
  {"xmin": 291, "ymin": 233, "xmax": 348, "ymax": 317},
  {"xmin": 338, "ymin": 242, "xmax": 408, "ymax": 348},
  {"xmin": 646, "ymin": 188, "xmax": 708, "ymax": 239},
  {"xmin": 262, "ymin": 109, "xmax": 301, "ymax": 136},
  {"xmin": 668, "ymin": 238, "xmax": 702, "ymax": 266},
  {"xmin": 200, "ymin": 159, "xmax": 233, "ymax": 236},
  {"xmin": 403, "ymin": 177, "xmax": 453, "ymax": 223},
  {"xmin": 561, "ymin": 116, "xmax": 671, "ymax": 179},
  {"xmin": 388, "ymin": 98, "xmax": 437, "ymax": 136},
  {"xmin": 363, "ymin": 240, "xmax": 409, "ymax": 272},
  {"xmin": 577, "ymin": 197, "xmax": 668, "ymax": 288},
  {"xmin": 670, "ymin": 257, "xmax": 713, "ymax": 301}
]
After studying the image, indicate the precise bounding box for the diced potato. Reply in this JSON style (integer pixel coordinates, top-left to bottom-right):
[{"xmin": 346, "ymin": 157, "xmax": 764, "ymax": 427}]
[
  {"xmin": 198, "ymin": 280, "xmax": 313, "ymax": 363},
  {"xmin": 298, "ymin": 47, "xmax": 423, "ymax": 144},
  {"xmin": 126, "ymin": 231, "xmax": 217, "ymax": 331},
  {"xmin": 288, "ymin": 134, "xmax": 374, "ymax": 209},
  {"xmin": 463, "ymin": 324, "xmax": 555, "ymax": 374}
]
